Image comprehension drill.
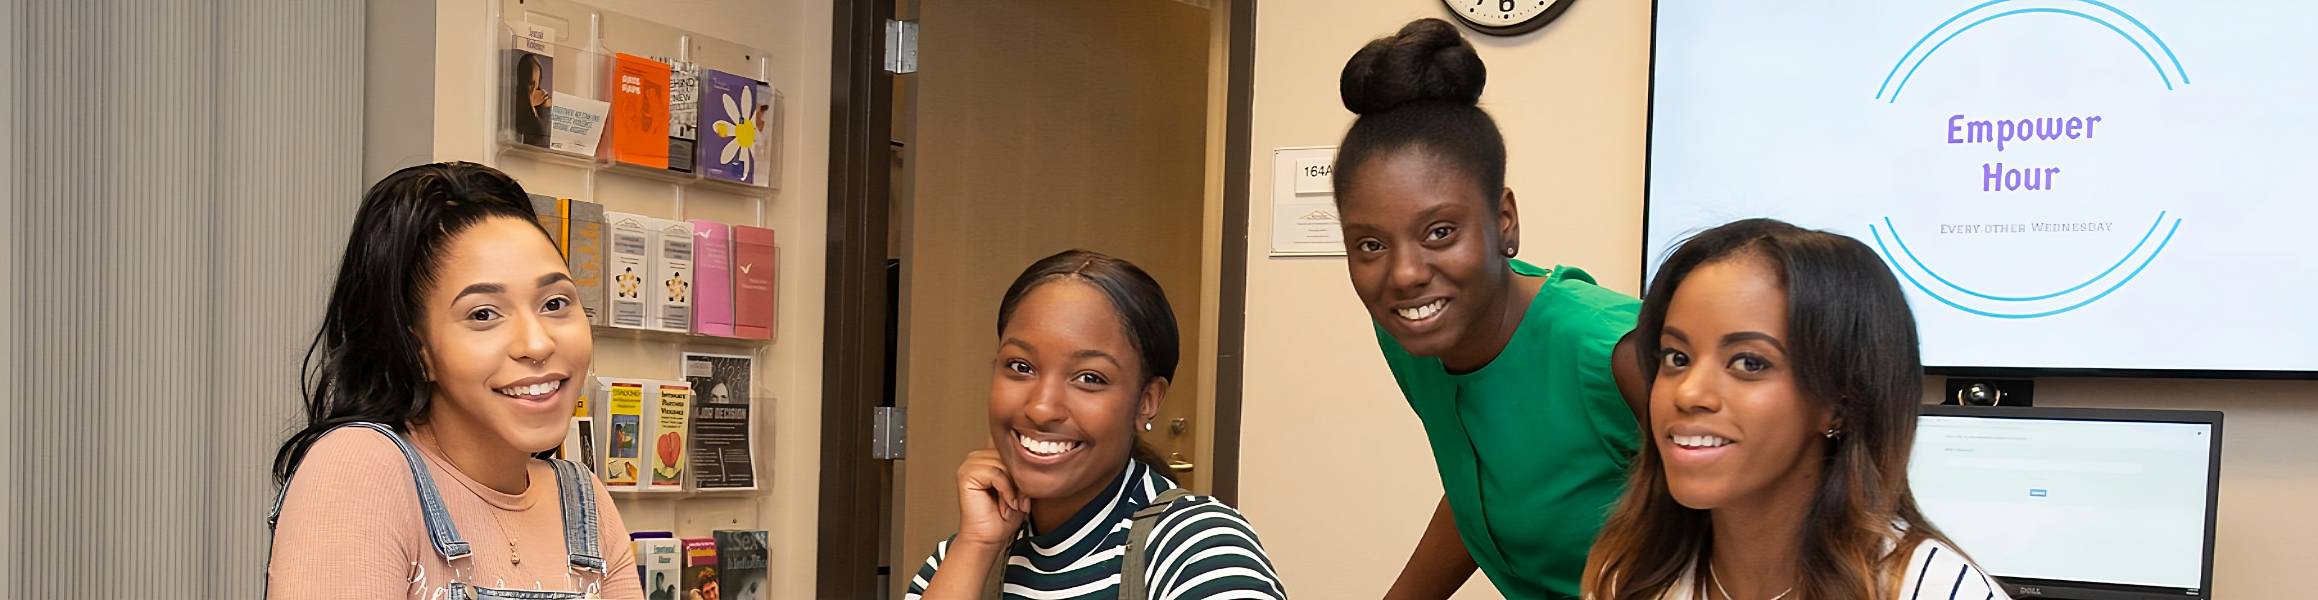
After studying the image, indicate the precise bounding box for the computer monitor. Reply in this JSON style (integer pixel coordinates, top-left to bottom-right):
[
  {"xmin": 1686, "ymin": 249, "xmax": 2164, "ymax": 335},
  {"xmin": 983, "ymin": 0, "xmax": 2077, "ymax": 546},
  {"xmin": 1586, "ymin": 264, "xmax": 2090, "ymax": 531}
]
[{"xmin": 1911, "ymin": 406, "xmax": 2222, "ymax": 599}]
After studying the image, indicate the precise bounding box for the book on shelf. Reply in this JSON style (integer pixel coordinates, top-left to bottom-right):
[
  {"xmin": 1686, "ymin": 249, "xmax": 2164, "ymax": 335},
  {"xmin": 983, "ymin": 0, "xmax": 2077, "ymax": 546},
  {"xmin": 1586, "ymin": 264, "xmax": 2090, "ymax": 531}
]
[
  {"xmin": 698, "ymin": 69, "xmax": 771, "ymax": 186},
  {"xmin": 507, "ymin": 49, "xmax": 554, "ymax": 148},
  {"xmin": 731, "ymin": 225, "xmax": 776, "ymax": 340},
  {"xmin": 547, "ymin": 91, "xmax": 610, "ymax": 157},
  {"xmin": 565, "ymin": 198, "xmax": 609, "ymax": 326},
  {"xmin": 690, "ymin": 219, "xmax": 734, "ymax": 337},
  {"xmin": 648, "ymin": 217, "xmax": 695, "ymax": 334},
  {"xmin": 597, "ymin": 376, "xmax": 648, "ymax": 491},
  {"xmin": 682, "ymin": 537, "xmax": 719, "ymax": 600},
  {"xmin": 605, "ymin": 211, "xmax": 654, "ymax": 330},
  {"xmin": 632, "ymin": 532, "xmax": 681, "ymax": 600},
  {"xmin": 713, "ymin": 530, "xmax": 769, "ymax": 600},
  {"xmin": 647, "ymin": 380, "xmax": 692, "ymax": 492},
  {"xmin": 656, "ymin": 57, "xmax": 700, "ymax": 173},
  {"xmin": 561, "ymin": 377, "xmax": 595, "ymax": 475},
  {"xmin": 682, "ymin": 353, "xmax": 757, "ymax": 491},
  {"xmin": 609, "ymin": 52, "xmax": 671, "ymax": 169},
  {"xmin": 527, "ymin": 194, "xmax": 567, "ymax": 256}
]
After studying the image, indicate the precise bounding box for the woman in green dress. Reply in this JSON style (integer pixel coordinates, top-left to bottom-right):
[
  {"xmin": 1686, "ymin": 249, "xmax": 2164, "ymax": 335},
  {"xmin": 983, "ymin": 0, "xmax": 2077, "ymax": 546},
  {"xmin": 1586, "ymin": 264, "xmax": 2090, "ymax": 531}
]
[{"xmin": 1332, "ymin": 19, "xmax": 1646, "ymax": 600}]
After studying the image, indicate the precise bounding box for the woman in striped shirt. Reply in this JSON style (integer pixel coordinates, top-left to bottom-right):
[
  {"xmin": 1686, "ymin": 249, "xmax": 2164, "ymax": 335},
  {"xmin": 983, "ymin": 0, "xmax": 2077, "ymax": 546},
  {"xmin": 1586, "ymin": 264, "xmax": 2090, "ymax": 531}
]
[
  {"xmin": 1584, "ymin": 220, "xmax": 2007, "ymax": 600},
  {"xmin": 907, "ymin": 250, "xmax": 1288, "ymax": 600}
]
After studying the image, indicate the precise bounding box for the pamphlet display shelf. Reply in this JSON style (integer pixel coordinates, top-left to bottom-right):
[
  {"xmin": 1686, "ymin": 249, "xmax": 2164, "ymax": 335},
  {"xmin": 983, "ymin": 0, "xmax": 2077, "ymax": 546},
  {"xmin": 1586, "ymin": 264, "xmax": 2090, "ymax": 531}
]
[
  {"xmin": 492, "ymin": 0, "xmax": 783, "ymax": 197},
  {"xmin": 483, "ymin": 0, "xmax": 787, "ymax": 539},
  {"xmin": 591, "ymin": 324, "xmax": 772, "ymax": 349}
]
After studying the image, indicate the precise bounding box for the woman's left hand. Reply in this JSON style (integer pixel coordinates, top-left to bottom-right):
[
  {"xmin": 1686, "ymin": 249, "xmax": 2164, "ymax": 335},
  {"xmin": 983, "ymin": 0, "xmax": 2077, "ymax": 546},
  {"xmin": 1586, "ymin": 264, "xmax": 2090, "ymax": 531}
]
[{"xmin": 955, "ymin": 448, "xmax": 1031, "ymax": 548}]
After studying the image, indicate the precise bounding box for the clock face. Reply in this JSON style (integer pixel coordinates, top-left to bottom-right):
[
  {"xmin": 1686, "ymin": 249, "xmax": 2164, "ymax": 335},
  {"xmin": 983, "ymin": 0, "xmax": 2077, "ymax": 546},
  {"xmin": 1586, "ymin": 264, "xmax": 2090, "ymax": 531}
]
[{"xmin": 1443, "ymin": 0, "xmax": 1574, "ymax": 36}]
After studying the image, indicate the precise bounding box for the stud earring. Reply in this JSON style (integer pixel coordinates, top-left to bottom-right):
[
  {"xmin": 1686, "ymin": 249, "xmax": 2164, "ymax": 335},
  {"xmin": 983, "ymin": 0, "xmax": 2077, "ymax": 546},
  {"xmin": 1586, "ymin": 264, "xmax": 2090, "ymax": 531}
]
[
  {"xmin": 1143, "ymin": 421, "xmax": 1154, "ymax": 432},
  {"xmin": 1503, "ymin": 246, "xmax": 1517, "ymax": 257},
  {"xmin": 1823, "ymin": 428, "xmax": 1840, "ymax": 439}
]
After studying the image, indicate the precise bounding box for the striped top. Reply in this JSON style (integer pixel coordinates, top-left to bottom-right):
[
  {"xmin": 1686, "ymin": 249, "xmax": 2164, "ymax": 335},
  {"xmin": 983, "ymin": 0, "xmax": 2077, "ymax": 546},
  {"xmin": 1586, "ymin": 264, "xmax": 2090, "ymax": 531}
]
[
  {"xmin": 905, "ymin": 460, "xmax": 1287, "ymax": 600},
  {"xmin": 1894, "ymin": 538, "xmax": 2012, "ymax": 600},
  {"xmin": 1611, "ymin": 537, "xmax": 2011, "ymax": 600}
]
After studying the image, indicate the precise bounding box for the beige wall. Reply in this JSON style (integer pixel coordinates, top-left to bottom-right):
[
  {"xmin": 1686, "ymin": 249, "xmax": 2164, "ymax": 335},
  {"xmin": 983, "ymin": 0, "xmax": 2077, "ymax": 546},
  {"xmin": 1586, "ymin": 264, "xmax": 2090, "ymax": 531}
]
[
  {"xmin": 426, "ymin": 1, "xmax": 833, "ymax": 598},
  {"xmin": 1235, "ymin": 1, "xmax": 2318, "ymax": 599},
  {"xmin": 1237, "ymin": 1, "xmax": 1649, "ymax": 598},
  {"xmin": 894, "ymin": 1, "xmax": 1214, "ymax": 595}
]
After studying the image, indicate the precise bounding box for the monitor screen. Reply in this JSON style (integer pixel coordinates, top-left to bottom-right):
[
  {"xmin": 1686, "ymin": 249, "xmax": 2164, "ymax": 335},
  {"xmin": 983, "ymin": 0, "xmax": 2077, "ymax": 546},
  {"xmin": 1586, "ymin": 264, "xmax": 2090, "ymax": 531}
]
[
  {"xmin": 1646, "ymin": 0, "xmax": 2318, "ymax": 375},
  {"xmin": 1910, "ymin": 407, "xmax": 2220, "ymax": 597}
]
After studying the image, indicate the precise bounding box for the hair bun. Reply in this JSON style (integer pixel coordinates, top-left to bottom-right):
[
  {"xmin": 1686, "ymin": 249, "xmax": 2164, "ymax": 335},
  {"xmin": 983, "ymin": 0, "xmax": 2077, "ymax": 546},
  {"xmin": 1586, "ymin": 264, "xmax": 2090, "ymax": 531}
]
[{"xmin": 1340, "ymin": 18, "xmax": 1486, "ymax": 115}]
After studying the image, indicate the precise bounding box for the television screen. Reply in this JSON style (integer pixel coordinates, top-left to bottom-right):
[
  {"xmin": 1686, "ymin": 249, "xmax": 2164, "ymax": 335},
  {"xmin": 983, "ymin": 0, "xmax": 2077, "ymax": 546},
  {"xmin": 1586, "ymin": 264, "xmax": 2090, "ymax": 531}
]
[{"xmin": 1646, "ymin": 1, "xmax": 2318, "ymax": 375}]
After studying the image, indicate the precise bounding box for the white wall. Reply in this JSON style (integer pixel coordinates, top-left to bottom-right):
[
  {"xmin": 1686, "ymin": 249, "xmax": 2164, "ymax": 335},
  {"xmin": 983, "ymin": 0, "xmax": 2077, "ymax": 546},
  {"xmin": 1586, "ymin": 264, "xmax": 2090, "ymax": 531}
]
[
  {"xmin": 1234, "ymin": 1, "xmax": 2318, "ymax": 599},
  {"xmin": 424, "ymin": 1, "xmax": 833, "ymax": 597}
]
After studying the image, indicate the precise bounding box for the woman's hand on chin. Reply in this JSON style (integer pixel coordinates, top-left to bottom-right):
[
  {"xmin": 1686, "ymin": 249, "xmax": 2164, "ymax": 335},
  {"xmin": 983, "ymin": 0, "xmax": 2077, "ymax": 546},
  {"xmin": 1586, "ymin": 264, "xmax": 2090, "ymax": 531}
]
[{"xmin": 956, "ymin": 448, "xmax": 1030, "ymax": 548}]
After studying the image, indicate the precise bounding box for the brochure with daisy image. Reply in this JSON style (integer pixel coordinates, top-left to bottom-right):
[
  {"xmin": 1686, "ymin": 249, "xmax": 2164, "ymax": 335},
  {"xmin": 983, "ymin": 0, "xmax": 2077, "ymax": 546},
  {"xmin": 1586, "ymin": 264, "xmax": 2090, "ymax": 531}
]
[{"xmin": 697, "ymin": 69, "xmax": 772, "ymax": 185}]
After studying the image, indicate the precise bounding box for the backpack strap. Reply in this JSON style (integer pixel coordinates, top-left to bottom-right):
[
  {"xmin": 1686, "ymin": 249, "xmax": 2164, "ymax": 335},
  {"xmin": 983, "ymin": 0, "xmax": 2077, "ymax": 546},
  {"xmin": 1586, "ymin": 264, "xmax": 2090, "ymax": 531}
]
[
  {"xmin": 981, "ymin": 534, "xmax": 1011, "ymax": 600},
  {"xmin": 978, "ymin": 488, "xmax": 1195, "ymax": 600},
  {"xmin": 1119, "ymin": 488, "xmax": 1196, "ymax": 600}
]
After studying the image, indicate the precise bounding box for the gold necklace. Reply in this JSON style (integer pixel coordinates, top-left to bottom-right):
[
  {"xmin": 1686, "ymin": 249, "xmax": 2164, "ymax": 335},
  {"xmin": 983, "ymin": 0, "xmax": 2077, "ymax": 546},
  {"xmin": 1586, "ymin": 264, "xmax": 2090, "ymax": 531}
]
[
  {"xmin": 1708, "ymin": 563, "xmax": 1792, "ymax": 600},
  {"xmin": 418, "ymin": 428, "xmax": 528, "ymax": 567}
]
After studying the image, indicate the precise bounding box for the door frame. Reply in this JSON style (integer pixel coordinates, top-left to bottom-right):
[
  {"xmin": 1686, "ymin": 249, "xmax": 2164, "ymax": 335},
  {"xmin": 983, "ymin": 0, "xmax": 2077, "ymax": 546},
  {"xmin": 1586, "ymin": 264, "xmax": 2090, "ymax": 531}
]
[
  {"xmin": 815, "ymin": 0, "xmax": 895, "ymax": 597},
  {"xmin": 815, "ymin": 0, "xmax": 1258, "ymax": 594}
]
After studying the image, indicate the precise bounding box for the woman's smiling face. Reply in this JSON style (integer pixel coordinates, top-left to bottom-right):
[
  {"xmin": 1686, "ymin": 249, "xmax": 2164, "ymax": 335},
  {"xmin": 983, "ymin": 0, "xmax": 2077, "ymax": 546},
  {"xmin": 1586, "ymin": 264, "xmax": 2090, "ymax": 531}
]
[
  {"xmin": 1650, "ymin": 256, "xmax": 1833, "ymax": 511},
  {"xmin": 1338, "ymin": 149, "xmax": 1517, "ymax": 366},
  {"xmin": 987, "ymin": 280, "xmax": 1158, "ymax": 504},
  {"xmin": 417, "ymin": 216, "xmax": 593, "ymax": 455}
]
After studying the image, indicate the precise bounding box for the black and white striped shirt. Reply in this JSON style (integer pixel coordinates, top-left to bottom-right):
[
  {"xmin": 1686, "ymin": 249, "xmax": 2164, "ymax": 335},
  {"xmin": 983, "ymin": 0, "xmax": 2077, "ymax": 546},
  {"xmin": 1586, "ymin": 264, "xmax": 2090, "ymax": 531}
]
[
  {"xmin": 905, "ymin": 460, "xmax": 1288, "ymax": 600},
  {"xmin": 1895, "ymin": 539, "xmax": 2011, "ymax": 600},
  {"xmin": 1631, "ymin": 537, "xmax": 2011, "ymax": 600}
]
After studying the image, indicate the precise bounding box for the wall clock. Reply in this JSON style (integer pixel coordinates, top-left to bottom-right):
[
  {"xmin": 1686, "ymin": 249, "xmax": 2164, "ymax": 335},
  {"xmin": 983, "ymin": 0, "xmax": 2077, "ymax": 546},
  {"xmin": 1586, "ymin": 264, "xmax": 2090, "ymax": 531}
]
[{"xmin": 1443, "ymin": 0, "xmax": 1575, "ymax": 37}]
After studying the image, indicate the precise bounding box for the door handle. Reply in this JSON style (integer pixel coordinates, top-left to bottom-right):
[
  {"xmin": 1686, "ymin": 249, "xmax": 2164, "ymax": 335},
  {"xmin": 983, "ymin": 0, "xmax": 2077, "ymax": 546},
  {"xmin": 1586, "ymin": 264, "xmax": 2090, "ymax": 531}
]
[{"xmin": 1167, "ymin": 451, "xmax": 1195, "ymax": 472}]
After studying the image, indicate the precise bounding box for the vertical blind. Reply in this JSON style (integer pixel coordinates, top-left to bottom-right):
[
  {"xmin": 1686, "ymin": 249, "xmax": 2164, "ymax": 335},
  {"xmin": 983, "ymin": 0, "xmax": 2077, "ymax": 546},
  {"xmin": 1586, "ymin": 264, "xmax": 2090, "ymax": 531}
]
[{"xmin": 10, "ymin": 0, "xmax": 362, "ymax": 597}]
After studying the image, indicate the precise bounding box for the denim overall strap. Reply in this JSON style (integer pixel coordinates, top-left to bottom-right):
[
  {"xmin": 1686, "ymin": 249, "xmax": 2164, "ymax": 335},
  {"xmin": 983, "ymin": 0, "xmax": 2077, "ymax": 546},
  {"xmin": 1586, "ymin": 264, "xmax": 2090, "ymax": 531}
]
[
  {"xmin": 264, "ymin": 422, "xmax": 476, "ymax": 598},
  {"xmin": 357, "ymin": 421, "xmax": 475, "ymax": 562},
  {"xmin": 550, "ymin": 458, "xmax": 606, "ymax": 574}
]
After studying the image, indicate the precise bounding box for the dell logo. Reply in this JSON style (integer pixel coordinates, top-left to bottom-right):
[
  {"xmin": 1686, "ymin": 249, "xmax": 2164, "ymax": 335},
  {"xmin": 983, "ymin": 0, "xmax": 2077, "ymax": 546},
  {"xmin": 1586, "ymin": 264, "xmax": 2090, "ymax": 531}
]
[{"xmin": 2016, "ymin": 586, "xmax": 2042, "ymax": 597}]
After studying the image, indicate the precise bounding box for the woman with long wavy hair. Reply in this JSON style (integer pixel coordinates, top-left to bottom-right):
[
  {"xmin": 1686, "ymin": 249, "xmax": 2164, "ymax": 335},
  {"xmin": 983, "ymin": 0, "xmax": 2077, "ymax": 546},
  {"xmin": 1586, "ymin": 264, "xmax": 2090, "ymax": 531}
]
[
  {"xmin": 267, "ymin": 162, "xmax": 638, "ymax": 599},
  {"xmin": 1583, "ymin": 219, "xmax": 2004, "ymax": 600}
]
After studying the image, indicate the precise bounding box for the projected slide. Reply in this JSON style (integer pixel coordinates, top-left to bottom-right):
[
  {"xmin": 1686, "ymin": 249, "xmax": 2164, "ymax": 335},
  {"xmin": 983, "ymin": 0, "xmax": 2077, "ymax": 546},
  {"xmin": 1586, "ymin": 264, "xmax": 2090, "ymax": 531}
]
[{"xmin": 1647, "ymin": 1, "xmax": 2318, "ymax": 372}]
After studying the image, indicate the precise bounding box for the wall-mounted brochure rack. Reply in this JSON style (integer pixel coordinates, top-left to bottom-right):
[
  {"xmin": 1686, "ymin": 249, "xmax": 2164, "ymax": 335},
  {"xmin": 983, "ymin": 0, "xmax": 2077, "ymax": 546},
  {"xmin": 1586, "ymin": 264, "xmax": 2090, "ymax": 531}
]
[
  {"xmin": 491, "ymin": 0, "xmax": 784, "ymax": 197},
  {"xmin": 483, "ymin": 0, "xmax": 787, "ymax": 538}
]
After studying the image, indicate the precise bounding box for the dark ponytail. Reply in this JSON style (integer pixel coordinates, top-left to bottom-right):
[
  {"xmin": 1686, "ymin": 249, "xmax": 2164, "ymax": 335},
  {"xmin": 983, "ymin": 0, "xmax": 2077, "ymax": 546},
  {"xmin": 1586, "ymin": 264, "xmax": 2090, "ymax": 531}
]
[
  {"xmin": 1333, "ymin": 18, "xmax": 1507, "ymax": 206},
  {"xmin": 272, "ymin": 162, "xmax": 549, "ymax": 485},
  {"xmin": 996, "ymin": 250, "xmax": 1182, "ymax": 480}
]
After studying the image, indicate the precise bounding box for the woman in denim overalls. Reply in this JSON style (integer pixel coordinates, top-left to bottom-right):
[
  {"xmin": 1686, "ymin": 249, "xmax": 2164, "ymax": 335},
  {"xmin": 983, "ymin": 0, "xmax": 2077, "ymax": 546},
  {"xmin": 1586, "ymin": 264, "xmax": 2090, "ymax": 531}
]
[{"xmin": 266, "ymin": 162, "xmax": 641, "ymax": 599}]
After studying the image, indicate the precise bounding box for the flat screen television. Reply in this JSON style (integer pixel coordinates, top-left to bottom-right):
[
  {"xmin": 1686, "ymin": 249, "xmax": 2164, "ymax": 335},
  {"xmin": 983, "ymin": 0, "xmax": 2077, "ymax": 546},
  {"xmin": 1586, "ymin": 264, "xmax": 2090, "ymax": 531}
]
[{"xmin": 1645, "ymin": 0, "xmax": 2318, "ymax": 378}]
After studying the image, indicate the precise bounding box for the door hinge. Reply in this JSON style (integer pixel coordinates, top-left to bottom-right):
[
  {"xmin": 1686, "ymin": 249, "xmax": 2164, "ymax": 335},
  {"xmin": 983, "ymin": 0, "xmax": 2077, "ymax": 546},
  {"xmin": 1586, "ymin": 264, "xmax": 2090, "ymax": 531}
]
[
  {"xmin": 872, "ymin": 406, "xmax": 907, "ymax": 459},
  {"xmin": 884, "ymin": 19, "xmax": 919, "ymax": 74}
]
